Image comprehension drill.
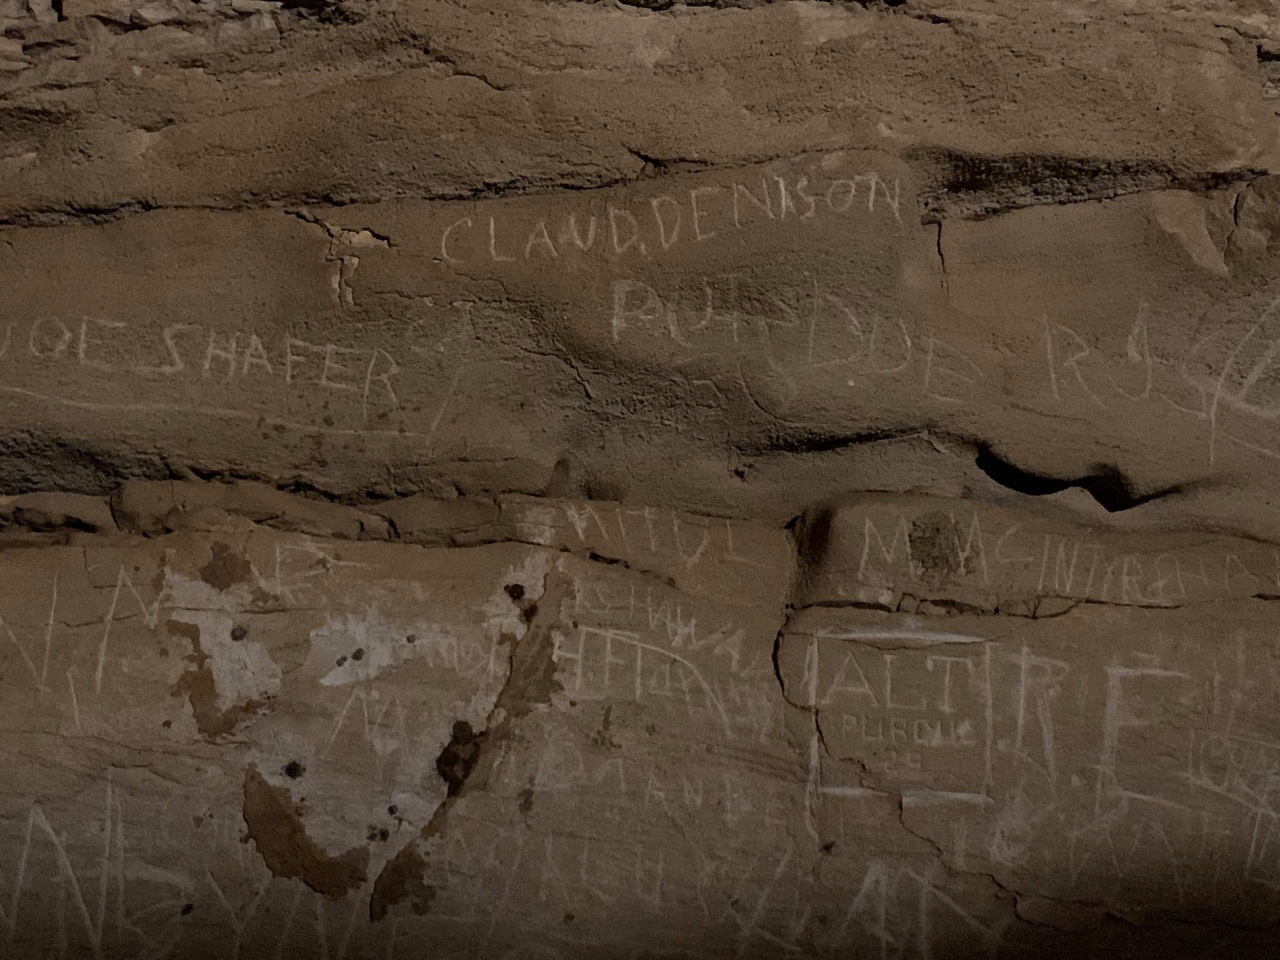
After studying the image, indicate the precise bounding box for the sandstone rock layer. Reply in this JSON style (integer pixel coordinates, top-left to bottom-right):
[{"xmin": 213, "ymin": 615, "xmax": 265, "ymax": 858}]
[{"xmin": 4, "ymin": 0, "xmax": 1280, "ymax": 956}]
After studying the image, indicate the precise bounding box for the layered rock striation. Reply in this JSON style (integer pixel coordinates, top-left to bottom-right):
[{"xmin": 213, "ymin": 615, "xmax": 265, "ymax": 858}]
[{"xmin": 3, "ymin": 0, "xmax": 1280, "ymax": 955}]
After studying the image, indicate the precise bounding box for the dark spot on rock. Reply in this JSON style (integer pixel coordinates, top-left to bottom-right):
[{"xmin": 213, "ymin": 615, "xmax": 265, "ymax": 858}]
[
  {"xmin": 171, "ymin": 628, "xmax": 269, "ymax": 740},
  {"xmin": 435, "ymin": 720, "xmax": 481, "ymax": 797},
  {"xmin": 230, "ymin": 625, "xmax": 248, "ymax": 642},
  {"xmin": 518, "ymin": 784, "xmax": 534, "ymax": 817},
  {"xmin": 162, "ymin": 719, "xmax": 172, "ymax": 729},
  {"xmin": 909, "ymin": 512, "xmax": 968, "ymax": 584},
  {"xmin": 593, "ymin": 704, "xmax": 621, "ymax": 750},
  {"xmin": 370, "ymin": 840, "xmax": 435, "ymax": 922},
  {"xmin": 352, "ymin": 648, "xmax": 365, "ymax": 661},
  {"xmin": 379, "ymin": 827, "xmax": 389, "ymax": 841},
  {"xmin": 521, "ymin": 602, "xmax": 538, "ymax": 623},
  {"xmin": 563, "ymin": 912, "xmax": 575, "ymax": 924},
  {"xmin": 336, "ymin": 656, "xmax": 347, "ymax": 667},
  {"xmin": 199, "ymin": 542, "xmax": 254, "ymax": 591},
  {"xmin": 167, "ymin": 620, "xmax": 200, "ymax": 642},
  {"xmin": 645, "ymin": 723, "xmax": 657, "ymax": 735},
  {"xmin": 284, "ymin": 760, "xmax": 305, "ymax": 779},
  {"xmin": 181, "ymin": 903, "xmax": 194, "ymax": 916},
  {"xmin": 406, "ymin": 634, "xmax": 416, "ymax": 644},
  {"xmin": 241, "ymin": 764, "xmax": 368, "ymax": 899},
  {"xmin": 387, "ymin": 804, "xmax": 398, "ymax": 815},
  {"xmin": 821, "ymin": 841, "xmax": 836, "ymax": 854},
  {"xmin": 505, "ymin": 583, "xmax": 525, "ymax": 601}
]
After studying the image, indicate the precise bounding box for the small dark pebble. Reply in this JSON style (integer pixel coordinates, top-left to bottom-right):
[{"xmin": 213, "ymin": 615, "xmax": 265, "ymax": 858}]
[
  {"xmin": 181, "ymin": 903, "xmax": 194, "ymax": 916},
  {"xmin": 406, "ymin": 634, "xmax": 416, "ymax": 644},
  {"xmin": 352, "ymin": 648, "xmax": 365, "ymax": 661},
  {"xmin": 162, "ymin": 719, "xmax": 172, "ymax": 729},
  {"xmin": 505, "ymin": 583, "xmax": 525, "ymax": 601},
  {"xmin": 283, "ymin": 760, "xmax": 305, "ymax": 779},
  {"xmin": 230, "ymin": 625, "xmax": 248, "ymax": 642},
  {"xmin": 379, "ymin": 828, "xmax": 389, "ymax": 841},
  {"xmin": 336, "ymin": 656, "xmax": 347, "ymax": 667},
  {"xmin": 387, "ymin": 804, "xmax": 398, "ymax": 815}
]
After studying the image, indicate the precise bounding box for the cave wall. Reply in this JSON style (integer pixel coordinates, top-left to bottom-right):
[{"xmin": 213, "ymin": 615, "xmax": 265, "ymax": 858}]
[{"xmin": 3, "ymin": 0, "xmax": 1280, "ymax": 956}]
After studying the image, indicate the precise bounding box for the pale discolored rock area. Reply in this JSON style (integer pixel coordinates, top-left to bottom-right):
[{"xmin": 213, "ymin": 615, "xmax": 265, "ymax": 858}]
[{"xmin": 5, "ymin": 0, "xmax": 1280, "ymax": 956}]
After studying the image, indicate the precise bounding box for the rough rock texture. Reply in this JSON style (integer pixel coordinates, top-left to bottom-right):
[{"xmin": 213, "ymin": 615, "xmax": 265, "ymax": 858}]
[{"xmin": 4, "ymin": 0, "xmax": 1280, "ymax": 956}]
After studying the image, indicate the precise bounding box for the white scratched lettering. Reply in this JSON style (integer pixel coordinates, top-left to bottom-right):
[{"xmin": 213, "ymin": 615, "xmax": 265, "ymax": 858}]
[
  {"xmin": 77, "ymin": 318, "xmax": 125, "ymax": 371},
  {"xmin": 437, "ymin": 160, "xmax": 904, "ymax": 270},
  {"xmin": 29, "ymin": 317, "xmax": 72, "ymax": 360},
  {"xmin": 440, "ymin": 217, "xmax": 472, "ymax": 264}
]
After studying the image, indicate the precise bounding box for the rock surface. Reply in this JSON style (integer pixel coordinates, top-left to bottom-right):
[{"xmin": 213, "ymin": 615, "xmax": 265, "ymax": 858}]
[{"xmin": 3, "ymin": 0, "xmax": 1280, "ymax": 956}]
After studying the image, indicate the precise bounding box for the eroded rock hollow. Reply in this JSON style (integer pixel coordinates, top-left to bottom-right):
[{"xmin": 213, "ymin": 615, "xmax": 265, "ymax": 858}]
[{"xmin": 3, "ymin": 0, "xmax": 1280, "ymax": 956}]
